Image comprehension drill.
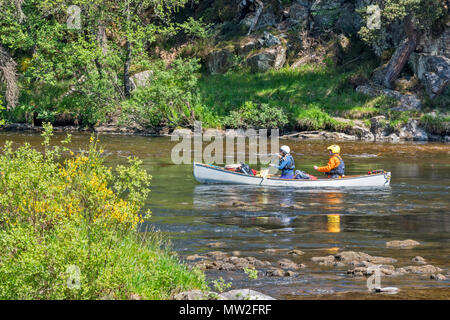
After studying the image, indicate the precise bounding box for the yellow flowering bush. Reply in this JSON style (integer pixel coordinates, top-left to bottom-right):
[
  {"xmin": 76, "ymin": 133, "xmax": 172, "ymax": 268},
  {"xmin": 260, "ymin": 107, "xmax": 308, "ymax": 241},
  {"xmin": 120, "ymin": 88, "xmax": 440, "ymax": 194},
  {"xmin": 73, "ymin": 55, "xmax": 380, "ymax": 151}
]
[{"xmin": 0, "ymin": 124, "xmax": 206, "ymax": 299}]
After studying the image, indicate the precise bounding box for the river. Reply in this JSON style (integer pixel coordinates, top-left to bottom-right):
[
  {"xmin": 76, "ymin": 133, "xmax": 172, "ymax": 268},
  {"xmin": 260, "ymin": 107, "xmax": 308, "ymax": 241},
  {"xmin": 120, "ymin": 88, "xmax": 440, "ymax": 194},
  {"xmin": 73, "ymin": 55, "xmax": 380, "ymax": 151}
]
[{"xmin": 1, "ymin": 131, "xmax": 449, "ymax": 299}]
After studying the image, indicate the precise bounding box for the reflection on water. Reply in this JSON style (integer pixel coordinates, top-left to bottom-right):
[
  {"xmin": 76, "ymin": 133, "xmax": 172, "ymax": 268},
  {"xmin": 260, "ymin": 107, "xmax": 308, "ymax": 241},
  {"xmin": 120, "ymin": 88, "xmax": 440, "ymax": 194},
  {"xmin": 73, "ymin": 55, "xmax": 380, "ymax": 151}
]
[
  {"xmin": 327, "ymin": 215, "xmax": 341, "ymax": 233},
  {"xmin": 1, "ymin": 132, "xmax": 449, "ymax": 299}
]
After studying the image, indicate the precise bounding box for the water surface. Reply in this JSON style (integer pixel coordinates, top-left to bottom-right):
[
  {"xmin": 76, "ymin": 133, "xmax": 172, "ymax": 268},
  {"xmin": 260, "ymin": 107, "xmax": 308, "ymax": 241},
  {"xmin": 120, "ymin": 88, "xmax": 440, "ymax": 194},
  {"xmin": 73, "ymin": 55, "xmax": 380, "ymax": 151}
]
[{"xmin": 1, "ymin": 131, "xmax": 449, "ymax": 299}]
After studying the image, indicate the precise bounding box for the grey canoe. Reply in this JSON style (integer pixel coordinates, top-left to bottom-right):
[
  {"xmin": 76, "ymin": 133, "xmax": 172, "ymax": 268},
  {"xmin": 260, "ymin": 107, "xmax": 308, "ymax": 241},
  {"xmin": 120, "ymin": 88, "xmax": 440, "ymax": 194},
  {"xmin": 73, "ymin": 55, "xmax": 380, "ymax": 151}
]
[{"xmin": 193, "ymin": 162, "xmax": 391, "ymax": 188}]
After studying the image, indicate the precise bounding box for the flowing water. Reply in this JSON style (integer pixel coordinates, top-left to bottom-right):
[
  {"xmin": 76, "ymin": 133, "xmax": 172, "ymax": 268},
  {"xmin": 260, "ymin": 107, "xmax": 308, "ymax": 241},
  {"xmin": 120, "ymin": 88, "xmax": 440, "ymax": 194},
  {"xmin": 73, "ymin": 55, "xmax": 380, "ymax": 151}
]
[{"xmin": 1, "ymin": 131, "xmax": 449, "ymax": 299}]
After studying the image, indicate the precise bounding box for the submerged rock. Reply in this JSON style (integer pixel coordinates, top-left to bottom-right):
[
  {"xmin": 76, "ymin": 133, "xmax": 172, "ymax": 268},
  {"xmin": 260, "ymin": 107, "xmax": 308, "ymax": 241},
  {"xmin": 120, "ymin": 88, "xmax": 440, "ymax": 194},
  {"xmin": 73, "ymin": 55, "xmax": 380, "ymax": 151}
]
[
  {"xmin": 277, "ymin": 258, "xmax": 304, "ymax": 270},
  {"xmin": 386, "ymin": 239, "xmax": 420, "ymax": 249},
  {"xmin": 396, "ymin": 265, "xmax": 443, "ymax": 275},
  {"xmin": 412, "ymin": 256, "xmax": 427, "ymax": 265},
  {"xmin": 288, "ymin": 249, "xmax": 305, "ymax": 256},
  {"xmin": 430, "ymin": 274, "xmax": 447, "ymax": 281},
  {"xmin": 266, "ymin": 268, "xmax": 286, "ymax": 277}
]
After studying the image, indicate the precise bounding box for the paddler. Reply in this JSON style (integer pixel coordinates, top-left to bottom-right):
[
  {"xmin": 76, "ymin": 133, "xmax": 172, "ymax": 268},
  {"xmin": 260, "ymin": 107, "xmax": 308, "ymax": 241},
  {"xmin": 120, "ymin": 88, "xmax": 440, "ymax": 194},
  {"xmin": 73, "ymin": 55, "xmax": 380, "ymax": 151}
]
[
  {"xmin": 313, "ymin": 145, "xmax": 345, "ymax": 178},
  {"xmin": 269, "ymin": 145, "xmax": 295, "ymax": 179}
]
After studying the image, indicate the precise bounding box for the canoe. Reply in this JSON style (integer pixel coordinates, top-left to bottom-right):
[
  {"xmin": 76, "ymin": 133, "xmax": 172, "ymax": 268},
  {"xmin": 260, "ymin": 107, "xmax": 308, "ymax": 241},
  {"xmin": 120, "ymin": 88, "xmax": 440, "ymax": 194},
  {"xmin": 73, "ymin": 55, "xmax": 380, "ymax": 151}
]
[{"xmin": 193, "ymin": 162, "xmax": 391, "ymax": 188}]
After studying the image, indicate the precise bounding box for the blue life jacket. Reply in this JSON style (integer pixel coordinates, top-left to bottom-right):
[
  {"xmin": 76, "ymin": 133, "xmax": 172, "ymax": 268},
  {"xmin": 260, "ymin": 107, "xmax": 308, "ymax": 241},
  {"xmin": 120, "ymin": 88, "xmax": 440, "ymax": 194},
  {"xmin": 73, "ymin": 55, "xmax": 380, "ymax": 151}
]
[
  {"xmin": 279, "ymin": 154, "xmax": 295, "ymax": 174},
  {"xmin": 329, "ymin": 155, "xmax": 345, "ymax": 177}
]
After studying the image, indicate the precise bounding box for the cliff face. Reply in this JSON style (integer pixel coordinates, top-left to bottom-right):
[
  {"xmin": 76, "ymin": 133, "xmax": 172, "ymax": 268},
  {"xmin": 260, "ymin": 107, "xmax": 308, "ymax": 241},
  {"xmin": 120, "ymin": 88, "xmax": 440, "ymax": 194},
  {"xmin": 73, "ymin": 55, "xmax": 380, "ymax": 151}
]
[{"xmin": 182, "ymin": 0, "xmax": 449, "ymax": 101}]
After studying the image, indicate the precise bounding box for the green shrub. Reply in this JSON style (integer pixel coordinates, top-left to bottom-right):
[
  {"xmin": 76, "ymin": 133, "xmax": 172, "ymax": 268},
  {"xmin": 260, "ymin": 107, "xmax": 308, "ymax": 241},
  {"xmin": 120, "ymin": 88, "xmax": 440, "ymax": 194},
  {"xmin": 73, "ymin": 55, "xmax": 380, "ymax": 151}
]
[
  {"xmin": 224, "ymin": 101, "xmax": 288, "ymax": 129},
  {"xmin": 420, "ymin": 113, "xmax": 450, "ymax": 136},
  {"xmin": 0, "ymin": 125, "xmax": 206, "ymax": 299},
  {"xmin": 120, "ymin": 58, "xmax": 201, "ymax": 129}
]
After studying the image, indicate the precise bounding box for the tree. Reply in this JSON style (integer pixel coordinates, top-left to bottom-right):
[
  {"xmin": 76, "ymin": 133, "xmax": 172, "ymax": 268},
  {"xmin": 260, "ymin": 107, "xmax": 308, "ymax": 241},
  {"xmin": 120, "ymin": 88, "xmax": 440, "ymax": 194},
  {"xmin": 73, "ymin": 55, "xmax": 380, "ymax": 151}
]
[
  {"xmin": 0, "ymin": 0, "xmax": 196, "ymax": 126},
  {"xmin": 358, "ymin": 0, "xmax": 446, "ymax": 88}
]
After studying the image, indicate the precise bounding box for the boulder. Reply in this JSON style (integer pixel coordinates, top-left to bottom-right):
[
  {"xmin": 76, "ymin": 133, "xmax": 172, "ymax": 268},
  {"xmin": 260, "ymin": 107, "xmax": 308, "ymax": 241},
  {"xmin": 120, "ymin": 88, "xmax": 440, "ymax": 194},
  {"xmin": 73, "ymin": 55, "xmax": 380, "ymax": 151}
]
[
  {"xmin": 396, "ymin": 265, "xmax": 443, "ymax": 275},
  {"xmin": 247, "ymin": 46, "xmax": 286, "ymax": 72},
  {"xmin": 398, "ymin": 120, "xmax": 428, "ymax": 141},
  {"xmin": 266, "ymin": 268, "xmax": 286, "ymax": 277},
  {"xmin": 171, "ymin": 128, "xmax": 192, "ymax": 137},
  {"xmin": 254, "ymin": 6, "xmax": 277, "ymax": 31},
  {"xmin": 258, "ymin": 31, "xmax": 281, "ymax": 47},
  {"xmin": 277, "ymin": 258, "xmax": 303, "ymax": 270},
  {"xmin": 410, "ymin": 54, "xmax": 450, "ymax": 98},
  {"xmin": 206, "ymin": 49, "xmax": 233, "ymax": 74},
  {"xmin": 288, "ymin": 249, "xmax": 304, "ymax": 256},
  {"xmin": 238, "ymin": 39, "xmax": 260, "ymax": 56},
  {"xmin": 412, "ymin": 256, "xmax": 427, "ymax": 265},
  {"xmin": 356, "ymin": 85, "xmax": 421, "ymax": 111},
  {"xmin": 430, "ymin": 274, "xmax": 447, "ymax": 281}
]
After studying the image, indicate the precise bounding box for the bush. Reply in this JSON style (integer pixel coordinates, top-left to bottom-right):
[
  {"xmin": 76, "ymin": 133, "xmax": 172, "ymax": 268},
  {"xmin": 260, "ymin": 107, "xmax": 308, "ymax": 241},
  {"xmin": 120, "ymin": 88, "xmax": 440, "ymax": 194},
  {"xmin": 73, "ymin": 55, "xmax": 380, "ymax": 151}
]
[
  {"xmin": 420, "ymin": 113, "xmax": 450, "ymax": 136},
  {"xmin": 120, "ymin": 58, "xmax": 201, "ymax": 129},
  {"xmin": 0, "ymin": 124, "xmax": 206, "ymax": 299},
  {"xmin": 223, "ymin": 101, "xmax": 288, "ymax": 129}
]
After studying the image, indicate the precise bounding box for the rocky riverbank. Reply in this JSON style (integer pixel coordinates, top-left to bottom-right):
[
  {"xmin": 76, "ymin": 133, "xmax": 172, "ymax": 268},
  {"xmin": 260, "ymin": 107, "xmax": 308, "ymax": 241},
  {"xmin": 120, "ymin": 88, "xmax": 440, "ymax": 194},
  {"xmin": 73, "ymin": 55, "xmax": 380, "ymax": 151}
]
[
  {"xmin": 175, "ymin": 239, "xmax": 448, "ymax": 300},
  {"xmin": 2, "ymin": 119, "xmax": 449, "ymax": 143}
]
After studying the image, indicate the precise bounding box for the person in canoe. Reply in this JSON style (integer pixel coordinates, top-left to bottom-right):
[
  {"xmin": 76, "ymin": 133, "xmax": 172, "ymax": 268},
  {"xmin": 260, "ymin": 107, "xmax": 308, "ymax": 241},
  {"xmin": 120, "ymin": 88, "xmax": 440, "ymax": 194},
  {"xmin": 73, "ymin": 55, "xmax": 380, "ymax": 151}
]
[
  {"xmin": 269, "ymin": 145, "xmax": 295, "ymax": 179},
  {"xmin": 313, "ymin": 145, "xmax": 345, "ymax": 179}
]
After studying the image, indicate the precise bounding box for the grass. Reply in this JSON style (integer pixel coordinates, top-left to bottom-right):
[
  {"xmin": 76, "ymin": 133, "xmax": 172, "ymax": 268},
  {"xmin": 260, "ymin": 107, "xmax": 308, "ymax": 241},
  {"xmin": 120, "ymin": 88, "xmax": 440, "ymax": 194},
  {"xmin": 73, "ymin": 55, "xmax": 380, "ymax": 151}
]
[{"xmin": 198, "ymin": 61, "xmax": 396, "ymax": 130}]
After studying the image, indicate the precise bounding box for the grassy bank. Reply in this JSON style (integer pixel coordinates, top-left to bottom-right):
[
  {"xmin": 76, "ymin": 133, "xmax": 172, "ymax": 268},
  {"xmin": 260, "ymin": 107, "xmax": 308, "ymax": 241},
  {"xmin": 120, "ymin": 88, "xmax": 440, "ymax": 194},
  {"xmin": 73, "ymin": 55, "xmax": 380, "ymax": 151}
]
[
  {"xmin": 197, "ymin": 62, "xmax": 398, "ymax": 131},
  {"xmin": 0, "ymin": 125, "xmax": 206, "ymax": 299}
]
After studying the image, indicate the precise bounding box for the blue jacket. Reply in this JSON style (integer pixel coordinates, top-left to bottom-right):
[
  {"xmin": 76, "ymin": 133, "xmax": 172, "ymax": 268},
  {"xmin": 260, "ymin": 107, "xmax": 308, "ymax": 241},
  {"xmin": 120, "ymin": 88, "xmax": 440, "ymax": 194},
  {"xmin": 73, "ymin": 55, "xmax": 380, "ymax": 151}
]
[{"xmin": 276, "ymin": 154, "xmax": 295, "ymax": 176}]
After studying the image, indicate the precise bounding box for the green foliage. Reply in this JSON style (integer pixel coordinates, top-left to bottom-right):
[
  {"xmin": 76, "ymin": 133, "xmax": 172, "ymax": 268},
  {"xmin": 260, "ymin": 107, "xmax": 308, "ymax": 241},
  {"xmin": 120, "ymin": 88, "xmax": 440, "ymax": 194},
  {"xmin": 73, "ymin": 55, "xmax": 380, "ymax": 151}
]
[
  {"xmin": 358, "ymin": 0, "xmax": 446, "ymax": 46},
  {"xmin": 178, "ymin": 17, "xmax": 213, "ymax": 40},
  {"xmin": 296, "ymin": 104, "xmax": 350, "ymax": 131},
  {"xmin": 420, "ymin": 113, "xmax": 450, "ymax": 136},
  {"xmin": 0, "ymin": 0, "xmax": 199, "ymax": 127},
  {"xmin": 211, "ymin": 277, "xmax": 232, "ymax": 293},
  {"xmin": 243, "ymin": 267, "xmax": 258, "ymax": 280},
  {"xmin": 0, "ymin": 124, "xmax": 206, "ymax": 299},
  {"xmin": 120, "ymin": 58, "xmax": 201, "ymax": 128},
  {"xmin": 0, "ymin": 94, "xmax": 5, "ymax": 126},
  {"xmin": 224, "ymin": 101, "xmax": 288, "ymax": 129}
]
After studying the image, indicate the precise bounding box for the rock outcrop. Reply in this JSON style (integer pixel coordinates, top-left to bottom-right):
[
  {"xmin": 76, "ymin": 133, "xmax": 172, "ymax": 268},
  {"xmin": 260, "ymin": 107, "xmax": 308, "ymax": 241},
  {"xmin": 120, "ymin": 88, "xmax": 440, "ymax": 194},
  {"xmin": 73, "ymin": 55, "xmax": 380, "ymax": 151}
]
[
  {"xmin": 247, "ymin": 45, "xmax": 286, "ymax": 71},
  {"xmin": 409, "ymin": 53, "xmax": 450, "ymax": 98},
  {"xmin": 206, "ymin": 49, "xmax": 234, "ymax": 74}
]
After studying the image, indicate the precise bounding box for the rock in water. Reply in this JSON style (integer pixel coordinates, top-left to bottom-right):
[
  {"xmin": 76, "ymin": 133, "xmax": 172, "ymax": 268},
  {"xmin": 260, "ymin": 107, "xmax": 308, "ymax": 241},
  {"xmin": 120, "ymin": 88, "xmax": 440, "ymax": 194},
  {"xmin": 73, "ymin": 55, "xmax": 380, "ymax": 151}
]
[
  {"xmin": 374, "ymin": 287, "xmax": 400, "ymax": 293},
  {"xmin": 220, "ymin": 289, "xmax": 276, "ymax": 300},
  {"xmin": 430, "ymin": 274, "xmax": 447, "ymax": 281},
  {"xmin": 386, "ymin": 239, "xmax": 420, "ymax": 249},
  {"xmin": 411, "ymin": 256, "xmax": 427, "ymax": 265}
]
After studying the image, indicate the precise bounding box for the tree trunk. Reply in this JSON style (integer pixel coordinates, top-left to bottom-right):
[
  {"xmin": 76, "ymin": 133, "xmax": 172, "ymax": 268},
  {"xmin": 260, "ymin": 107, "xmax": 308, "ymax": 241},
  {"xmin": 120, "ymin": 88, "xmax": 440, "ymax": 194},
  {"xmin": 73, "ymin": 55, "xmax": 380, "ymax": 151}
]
[
  {"xmin": 0, "ymin": 44, "xmax": 19, "ymax": 110},
  {"xmin": 123, "ymin": 40, "xmax": 132, "ymax": 98},
  {"xmin": 123, "ymin": 1, "xmax": 132, "ymax": 98},
  {"xmin": 374, "ymin": 14, "xmax": 418, "ymax": 89}
]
